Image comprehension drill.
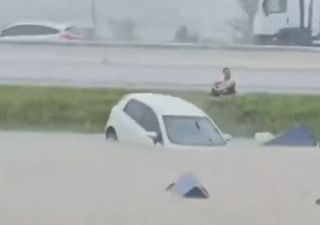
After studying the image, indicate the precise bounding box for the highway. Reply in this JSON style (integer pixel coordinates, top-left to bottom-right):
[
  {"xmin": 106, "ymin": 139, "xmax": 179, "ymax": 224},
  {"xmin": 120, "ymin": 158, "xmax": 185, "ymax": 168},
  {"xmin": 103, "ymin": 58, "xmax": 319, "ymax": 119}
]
[{"xmin": 0, "ymin": 44, "xmax": 320, "ymax": 94}]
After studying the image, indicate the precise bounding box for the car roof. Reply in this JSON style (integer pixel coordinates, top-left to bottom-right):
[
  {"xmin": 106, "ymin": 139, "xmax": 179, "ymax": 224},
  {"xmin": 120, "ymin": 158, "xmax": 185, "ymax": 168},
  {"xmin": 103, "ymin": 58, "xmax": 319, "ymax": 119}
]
[
  {"xmin": 126, "ymin": 93, "xmax": 207, "ymax": 117},
  {"xmin": 1, "ymin": 21, "xmax": 71, "ymax": 31}
]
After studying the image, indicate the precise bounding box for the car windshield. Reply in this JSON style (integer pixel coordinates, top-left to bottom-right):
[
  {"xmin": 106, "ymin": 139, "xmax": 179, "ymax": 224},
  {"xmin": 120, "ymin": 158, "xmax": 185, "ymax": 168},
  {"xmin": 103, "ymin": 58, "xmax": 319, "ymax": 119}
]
[
  {"xmin": 163, "ymin": 116, "xmax": 226, "ymax": 146},
  {"xmin": 263, "ymin": 0, "xmax": 287, "ymax": 15}
]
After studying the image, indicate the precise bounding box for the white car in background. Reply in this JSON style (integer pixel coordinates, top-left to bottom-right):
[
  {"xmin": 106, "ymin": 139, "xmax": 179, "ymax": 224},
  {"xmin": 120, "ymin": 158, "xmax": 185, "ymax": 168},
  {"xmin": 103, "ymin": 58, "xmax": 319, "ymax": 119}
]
[
  {"xmin": 105, "ymin": 93, "xmax": 228, "ymax": 148},
  {"xmin": 0, "ymin": 22, "xmax": 82, "ymax": 42}
]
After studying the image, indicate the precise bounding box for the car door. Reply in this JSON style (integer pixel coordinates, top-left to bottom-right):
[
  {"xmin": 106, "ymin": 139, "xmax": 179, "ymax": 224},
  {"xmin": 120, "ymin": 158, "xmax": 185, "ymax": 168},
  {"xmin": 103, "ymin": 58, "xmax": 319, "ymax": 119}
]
[
  {"xmin": 115, "ymin": 100, "xmax": 154, "ymax": 145},
  {"xmin": 138, "ymin": 103, "xmax": 163, "ymax": 145},
  {"xmin": 119, "ymin": 99, "xmax": 163, "ymax": 146}
]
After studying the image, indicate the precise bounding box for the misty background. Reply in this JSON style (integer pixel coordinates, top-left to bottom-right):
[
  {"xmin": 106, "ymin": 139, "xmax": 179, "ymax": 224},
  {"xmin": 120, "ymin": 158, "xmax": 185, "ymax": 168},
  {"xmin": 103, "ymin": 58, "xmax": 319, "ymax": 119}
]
[{"xmin": 0, "ymin": 0, "xmax": 244, "ymax": 42}]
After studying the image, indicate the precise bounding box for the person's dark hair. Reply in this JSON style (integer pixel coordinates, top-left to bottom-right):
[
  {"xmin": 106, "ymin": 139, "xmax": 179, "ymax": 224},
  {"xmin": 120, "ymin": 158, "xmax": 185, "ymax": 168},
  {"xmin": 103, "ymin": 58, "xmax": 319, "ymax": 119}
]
[{"xmin": 223, "ymin": 67, "xmax": 230, "ymax": 73}]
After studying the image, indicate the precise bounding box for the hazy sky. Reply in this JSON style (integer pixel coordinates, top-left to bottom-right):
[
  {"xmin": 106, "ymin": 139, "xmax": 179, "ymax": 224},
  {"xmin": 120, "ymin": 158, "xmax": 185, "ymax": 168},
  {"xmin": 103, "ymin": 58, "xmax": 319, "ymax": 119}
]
[{"xmin": 0, "ymin": 0, "xmax": 241, "ymax": 41}]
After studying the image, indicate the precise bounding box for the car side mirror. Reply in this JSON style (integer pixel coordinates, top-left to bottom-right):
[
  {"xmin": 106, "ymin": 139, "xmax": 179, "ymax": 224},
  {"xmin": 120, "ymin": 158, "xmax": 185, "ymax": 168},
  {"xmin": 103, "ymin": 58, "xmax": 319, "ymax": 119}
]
[
  {"xmin": 146, "ymin": 131, "xmax": 158, "ymax": 144},
  {"xmin": 222, "ymin": 133, "xmax": 233, "ymax": 142},
  {"xmin": 254, "ymin": 132, "xmax": 274, "ymax": 144}
]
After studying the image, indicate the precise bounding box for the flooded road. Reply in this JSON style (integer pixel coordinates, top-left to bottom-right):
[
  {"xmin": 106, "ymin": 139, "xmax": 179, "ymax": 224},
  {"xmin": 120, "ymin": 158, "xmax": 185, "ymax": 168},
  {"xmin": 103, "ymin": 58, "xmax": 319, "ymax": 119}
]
[{"xmin": 0, "ymin": 131, "xmax": 320, "ymax": 225}]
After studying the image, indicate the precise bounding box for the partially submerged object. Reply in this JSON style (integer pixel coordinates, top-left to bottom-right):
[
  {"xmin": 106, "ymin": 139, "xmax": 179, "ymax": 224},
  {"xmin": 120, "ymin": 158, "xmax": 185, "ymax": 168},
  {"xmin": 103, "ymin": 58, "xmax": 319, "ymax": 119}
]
[
  {"xmin": 105, "ymin": 93, "xmax": 227, "ymax": 148},
  {"xmin": 264, "ymin": 126, "xmax": 318, "ymax": 147},
  {"xmin": 222, "ymin": 133, "xmax": 233, "ymax": 142},
  {"xmin": 166, "ymin": 172, "xmax": 209, "ymax": 199},
  {"xmin": 254, "ymin": 132, "xmax": 275, "ymax": 144}
]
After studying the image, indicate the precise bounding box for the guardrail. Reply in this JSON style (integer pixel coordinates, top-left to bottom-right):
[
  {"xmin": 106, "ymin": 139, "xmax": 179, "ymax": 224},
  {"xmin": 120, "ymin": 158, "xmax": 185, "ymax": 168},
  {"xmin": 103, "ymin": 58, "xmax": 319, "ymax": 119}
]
[{"xmin": 0, "ymin": 40, "xmax": 320, "ymax": 52}]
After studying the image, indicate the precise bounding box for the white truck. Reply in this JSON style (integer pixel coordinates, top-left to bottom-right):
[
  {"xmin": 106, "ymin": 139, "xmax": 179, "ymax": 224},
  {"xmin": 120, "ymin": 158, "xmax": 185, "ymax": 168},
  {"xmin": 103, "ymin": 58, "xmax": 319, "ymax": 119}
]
[{"xmin": 253, "ymin": 0, "xmax": 320, "ymax": 45}]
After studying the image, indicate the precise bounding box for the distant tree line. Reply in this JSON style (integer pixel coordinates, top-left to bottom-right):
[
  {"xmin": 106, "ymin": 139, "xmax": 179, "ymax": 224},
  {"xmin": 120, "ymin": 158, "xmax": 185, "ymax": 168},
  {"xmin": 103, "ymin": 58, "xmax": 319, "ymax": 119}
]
[
  {"xmin": 107, "ymin": 0, "xmax": 260, "ymax": 44},
  {"xmin": 108, "ymin": 18, "xmax": 138, "ymax": 41},
  {"xmin": 229, "ymin": 0, "xmax": 259, "ymax": 43},
  {"xmin": 174, "ymin": 25, "xmax": 199, "ymax": 43}
]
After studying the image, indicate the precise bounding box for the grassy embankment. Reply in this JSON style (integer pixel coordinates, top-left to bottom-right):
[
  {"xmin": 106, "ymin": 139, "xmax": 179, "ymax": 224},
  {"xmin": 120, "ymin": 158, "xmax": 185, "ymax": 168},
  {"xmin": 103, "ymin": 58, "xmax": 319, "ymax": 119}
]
[{"xmin": 1, "ymin": 86, "xmax": 320, "ymax": 138}]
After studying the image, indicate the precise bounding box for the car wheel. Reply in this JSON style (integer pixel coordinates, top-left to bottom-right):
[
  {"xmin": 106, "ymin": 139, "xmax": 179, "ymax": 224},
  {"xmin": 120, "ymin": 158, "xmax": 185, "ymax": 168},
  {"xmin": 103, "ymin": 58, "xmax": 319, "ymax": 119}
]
[{"xmin": 106, "ymin": 128, "xmax": 118, "ymax": 142}]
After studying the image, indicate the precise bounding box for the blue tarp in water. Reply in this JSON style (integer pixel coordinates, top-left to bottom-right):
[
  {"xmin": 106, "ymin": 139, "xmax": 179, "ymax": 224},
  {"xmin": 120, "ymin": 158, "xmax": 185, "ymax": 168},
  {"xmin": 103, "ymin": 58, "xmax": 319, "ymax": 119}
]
[{"xmin": 265, "ymin": 126, "xmax": 318, "ymax": 147}]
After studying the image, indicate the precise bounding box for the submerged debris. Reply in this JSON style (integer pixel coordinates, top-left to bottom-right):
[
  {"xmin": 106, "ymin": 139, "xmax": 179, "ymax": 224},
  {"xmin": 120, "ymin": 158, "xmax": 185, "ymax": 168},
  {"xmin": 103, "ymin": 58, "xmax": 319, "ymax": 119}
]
[{"xmin": 166, "ymin": 172, "xmax": 209, "ymax": 199}]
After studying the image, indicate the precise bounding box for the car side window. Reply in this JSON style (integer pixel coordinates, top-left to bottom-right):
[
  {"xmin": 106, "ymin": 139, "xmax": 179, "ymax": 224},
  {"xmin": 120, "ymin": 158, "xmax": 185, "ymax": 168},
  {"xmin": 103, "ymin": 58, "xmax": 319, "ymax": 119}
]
[
  {"xmin": 124, "ymin": 99, "xmax": 162, "ymax": 141},
  {"xmin": 1, "ymin": 25, "xmax": 59, "ymax": 36},
  {"xmin": 1, "ymin": 26, "xmax": 26, "ymax": 36},
  {"xmin": 29, "ymin": 25, "xmax": 59, "ymax": 35},
  {"xmin": 124, "ymin": 100, "xmax": 145, "ymax": 126},
  {"xmin": 141, "ymin": 105, "xmax": 161, "ymax": 136}
]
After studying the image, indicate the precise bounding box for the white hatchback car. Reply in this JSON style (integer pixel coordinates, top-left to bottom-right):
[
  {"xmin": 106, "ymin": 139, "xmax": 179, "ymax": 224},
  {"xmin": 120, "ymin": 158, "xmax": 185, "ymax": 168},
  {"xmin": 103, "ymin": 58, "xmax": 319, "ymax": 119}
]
[
  {"xmin": 0, "ymin": 22, "xmax": 82, "ymax": 42},
  {"xmin": 105, "ymin": 93, "xmax": 227, "ymax": 147}
]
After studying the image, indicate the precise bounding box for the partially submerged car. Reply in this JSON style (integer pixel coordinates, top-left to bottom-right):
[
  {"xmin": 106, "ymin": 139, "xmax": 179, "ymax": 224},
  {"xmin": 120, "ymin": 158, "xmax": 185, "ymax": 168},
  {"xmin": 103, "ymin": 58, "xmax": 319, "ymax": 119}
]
[{"xmin": 105, "ymin": 93, "xmax": 228, "ymax": 147}]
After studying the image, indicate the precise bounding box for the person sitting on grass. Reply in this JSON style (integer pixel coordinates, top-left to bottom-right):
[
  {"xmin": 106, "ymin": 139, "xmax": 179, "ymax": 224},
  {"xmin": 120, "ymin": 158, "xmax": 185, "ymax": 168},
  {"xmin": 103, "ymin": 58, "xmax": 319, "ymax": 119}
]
[{"xmin": 211, "ymin": 67, "xmax": 236, "ymax": 97}]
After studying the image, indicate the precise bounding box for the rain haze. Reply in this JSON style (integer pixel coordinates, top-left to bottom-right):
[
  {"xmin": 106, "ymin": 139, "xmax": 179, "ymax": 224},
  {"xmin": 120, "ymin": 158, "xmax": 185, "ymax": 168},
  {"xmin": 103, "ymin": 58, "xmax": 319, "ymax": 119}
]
[
  {"xmin": 1, "ymin": 1, "xmax": 320, "ymax": 225},
  {"xmin": 0, "ymin": 0, "xmax": 240, "ymax": 41}
]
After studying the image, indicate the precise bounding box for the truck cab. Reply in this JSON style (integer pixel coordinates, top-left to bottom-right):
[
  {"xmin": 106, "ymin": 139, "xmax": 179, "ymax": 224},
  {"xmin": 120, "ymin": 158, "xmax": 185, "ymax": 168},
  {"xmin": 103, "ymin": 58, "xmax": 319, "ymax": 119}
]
[{"xmin": 254, "ymin": 0, "xmax": 320, "ymax": 45}]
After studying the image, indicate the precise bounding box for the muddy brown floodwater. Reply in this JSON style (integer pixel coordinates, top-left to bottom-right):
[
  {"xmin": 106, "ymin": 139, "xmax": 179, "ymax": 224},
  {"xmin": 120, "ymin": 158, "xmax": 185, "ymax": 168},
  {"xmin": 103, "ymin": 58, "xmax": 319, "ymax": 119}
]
[{"xmin": 0, "ymin": 131, "xmax": 320, "ymax": 225}]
